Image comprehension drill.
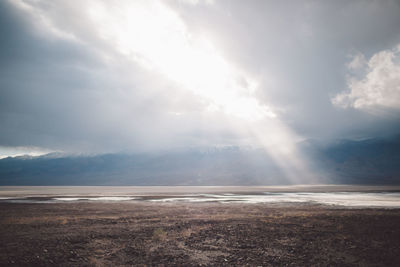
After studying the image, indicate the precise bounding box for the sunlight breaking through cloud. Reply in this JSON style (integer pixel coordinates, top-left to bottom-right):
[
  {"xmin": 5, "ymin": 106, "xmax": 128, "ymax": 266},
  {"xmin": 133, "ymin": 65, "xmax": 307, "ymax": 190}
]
[
  {"xmin": 84, "ymin": 0, "xmax": 315, "ymax": 182},
  {"xmin": 87, "ymin": 0, "xmax": 275, "ymax": 121},
  {"xmin": 9, "ymin": 0, "xmax": 317, "ymax": 182}
]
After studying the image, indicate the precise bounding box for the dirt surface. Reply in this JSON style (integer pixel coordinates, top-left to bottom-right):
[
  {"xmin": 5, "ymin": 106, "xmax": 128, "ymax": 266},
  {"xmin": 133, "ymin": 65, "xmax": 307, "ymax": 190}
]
[{"xmin": 1, "ymin": 202, "xmax": 400, "ymax": 266}]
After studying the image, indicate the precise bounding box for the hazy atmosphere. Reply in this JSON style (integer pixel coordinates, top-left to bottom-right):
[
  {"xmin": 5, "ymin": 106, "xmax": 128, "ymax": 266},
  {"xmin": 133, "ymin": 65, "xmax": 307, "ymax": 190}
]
[
  {"xmin": 1, "ymin": 0, "xmax": 400, "ymax": 185},
  {"xmin": 2, "ymin": 2, "xmax": 400, "ymax": 265}
]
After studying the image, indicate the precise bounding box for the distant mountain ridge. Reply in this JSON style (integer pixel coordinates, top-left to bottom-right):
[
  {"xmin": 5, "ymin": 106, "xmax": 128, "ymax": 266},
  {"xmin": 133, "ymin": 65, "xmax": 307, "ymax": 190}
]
[
  {"xmin": 0, "ymin": 148, "xmax": 285, "ymax": 185},
  {"xmin": 307, "ymin": 135, "xmax": 400, "ymax": 184},
  {"xmin": 0, "ymin": 136, "xmax": 399, "ymax": 185}
]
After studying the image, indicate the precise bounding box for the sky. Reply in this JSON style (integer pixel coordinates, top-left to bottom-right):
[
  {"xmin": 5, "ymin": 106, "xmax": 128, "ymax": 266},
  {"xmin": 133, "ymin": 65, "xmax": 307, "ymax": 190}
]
[{"xmin": 1, "ymin": 0, "xmax": 400, "ymax": 160}]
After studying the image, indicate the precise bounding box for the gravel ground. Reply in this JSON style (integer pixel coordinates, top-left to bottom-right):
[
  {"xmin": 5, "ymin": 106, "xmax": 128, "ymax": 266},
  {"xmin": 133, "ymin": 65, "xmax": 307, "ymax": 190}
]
[{"xmin": 1, "ymin": 202, "xmax": 400, "ymax": 266}]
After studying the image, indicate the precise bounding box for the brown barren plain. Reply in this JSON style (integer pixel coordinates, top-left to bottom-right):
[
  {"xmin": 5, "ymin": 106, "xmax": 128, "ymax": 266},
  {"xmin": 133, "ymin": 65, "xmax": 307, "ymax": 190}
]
[{"xmin": 1, "ymin": 202, "xmax": 400, "ymax": 266}]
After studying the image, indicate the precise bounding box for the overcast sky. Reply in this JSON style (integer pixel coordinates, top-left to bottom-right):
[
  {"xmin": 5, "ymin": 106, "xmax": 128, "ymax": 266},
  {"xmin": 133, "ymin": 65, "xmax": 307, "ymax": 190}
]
[{"xmin": 1, "ymin": 0, "xmax": 400, "ymax": 156}]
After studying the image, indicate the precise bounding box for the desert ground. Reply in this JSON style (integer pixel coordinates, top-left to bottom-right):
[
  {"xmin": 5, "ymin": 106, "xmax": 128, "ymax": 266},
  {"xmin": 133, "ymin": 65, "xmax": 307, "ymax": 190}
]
[{"xmin": 1, "ymin": 202, "xmax": 400, "ymax": 266}]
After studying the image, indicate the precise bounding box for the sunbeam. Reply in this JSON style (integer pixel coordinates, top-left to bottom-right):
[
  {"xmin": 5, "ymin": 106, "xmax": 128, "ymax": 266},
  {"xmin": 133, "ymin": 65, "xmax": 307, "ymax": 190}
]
[{"xmin": 86, "ymin": 0, "xmax": 315, "ymax": 183}]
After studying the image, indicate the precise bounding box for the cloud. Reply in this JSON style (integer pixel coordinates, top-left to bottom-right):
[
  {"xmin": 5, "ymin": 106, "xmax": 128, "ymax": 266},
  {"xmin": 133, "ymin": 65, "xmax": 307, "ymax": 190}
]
[
  {"xmin": 175, "ymin": 0, "xmax": 214, "ymax": 5},
  {"xmin": 1, "ymin": 0, "xmax": 400, "ymax": 156},
  {"xmin": 333, "ymin": 45, "xmax": 400, "ymax": 112},
  {"xmin": 347, "ymin": 53, "xmax": 367, "ymax": 71},
  {"xmin": 170, "ymin": 0, "xmax": 400, "ymax": 139},
  {"xmin": 0, "ymin": 0, "xmax": 263, "ymax": 153},
  {"xmin": 0, "ymin": 146, "xmax": 52, "ymax": 159}
]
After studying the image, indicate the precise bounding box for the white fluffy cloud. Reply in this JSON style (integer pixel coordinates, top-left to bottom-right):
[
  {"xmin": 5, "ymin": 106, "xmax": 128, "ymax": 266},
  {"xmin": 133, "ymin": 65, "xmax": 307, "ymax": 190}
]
[{"xmin": 333, "ymin": 45, "xmax": 400, "ymax": 112}]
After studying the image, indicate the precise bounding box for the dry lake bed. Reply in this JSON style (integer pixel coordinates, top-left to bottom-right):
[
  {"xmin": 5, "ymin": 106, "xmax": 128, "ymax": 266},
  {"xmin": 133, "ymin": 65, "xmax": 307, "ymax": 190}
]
[{"xmin": 1, "ymin": 186, "xmax": 400, "ymax": 266}]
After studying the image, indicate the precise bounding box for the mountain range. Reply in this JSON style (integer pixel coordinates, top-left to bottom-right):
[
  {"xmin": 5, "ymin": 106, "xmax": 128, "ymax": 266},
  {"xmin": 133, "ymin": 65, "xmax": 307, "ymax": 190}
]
[{"xmin": 0, "ymin": 136, "xmax": 399, "ymax": 185}]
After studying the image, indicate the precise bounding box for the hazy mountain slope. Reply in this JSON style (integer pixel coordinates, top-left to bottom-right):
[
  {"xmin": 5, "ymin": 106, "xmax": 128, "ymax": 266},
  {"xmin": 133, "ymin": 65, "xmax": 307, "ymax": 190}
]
[
  {"xmin": 304, "ymin": 136, "xmax": 400, "ymax": 184},
  {"xmin": 0, "ymin": 136, "xmax": 399, "ymax": 185},
  {"xmin": 0, "ymin": 148, "xmax": 285, "ymax": 185}
]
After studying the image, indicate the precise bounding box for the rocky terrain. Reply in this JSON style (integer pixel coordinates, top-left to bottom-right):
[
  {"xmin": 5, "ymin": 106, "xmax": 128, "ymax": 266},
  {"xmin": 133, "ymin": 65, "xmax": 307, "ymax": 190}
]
[{"xmin": 1, "ymin": 202, "xmax": 400, "ymax": 266}]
